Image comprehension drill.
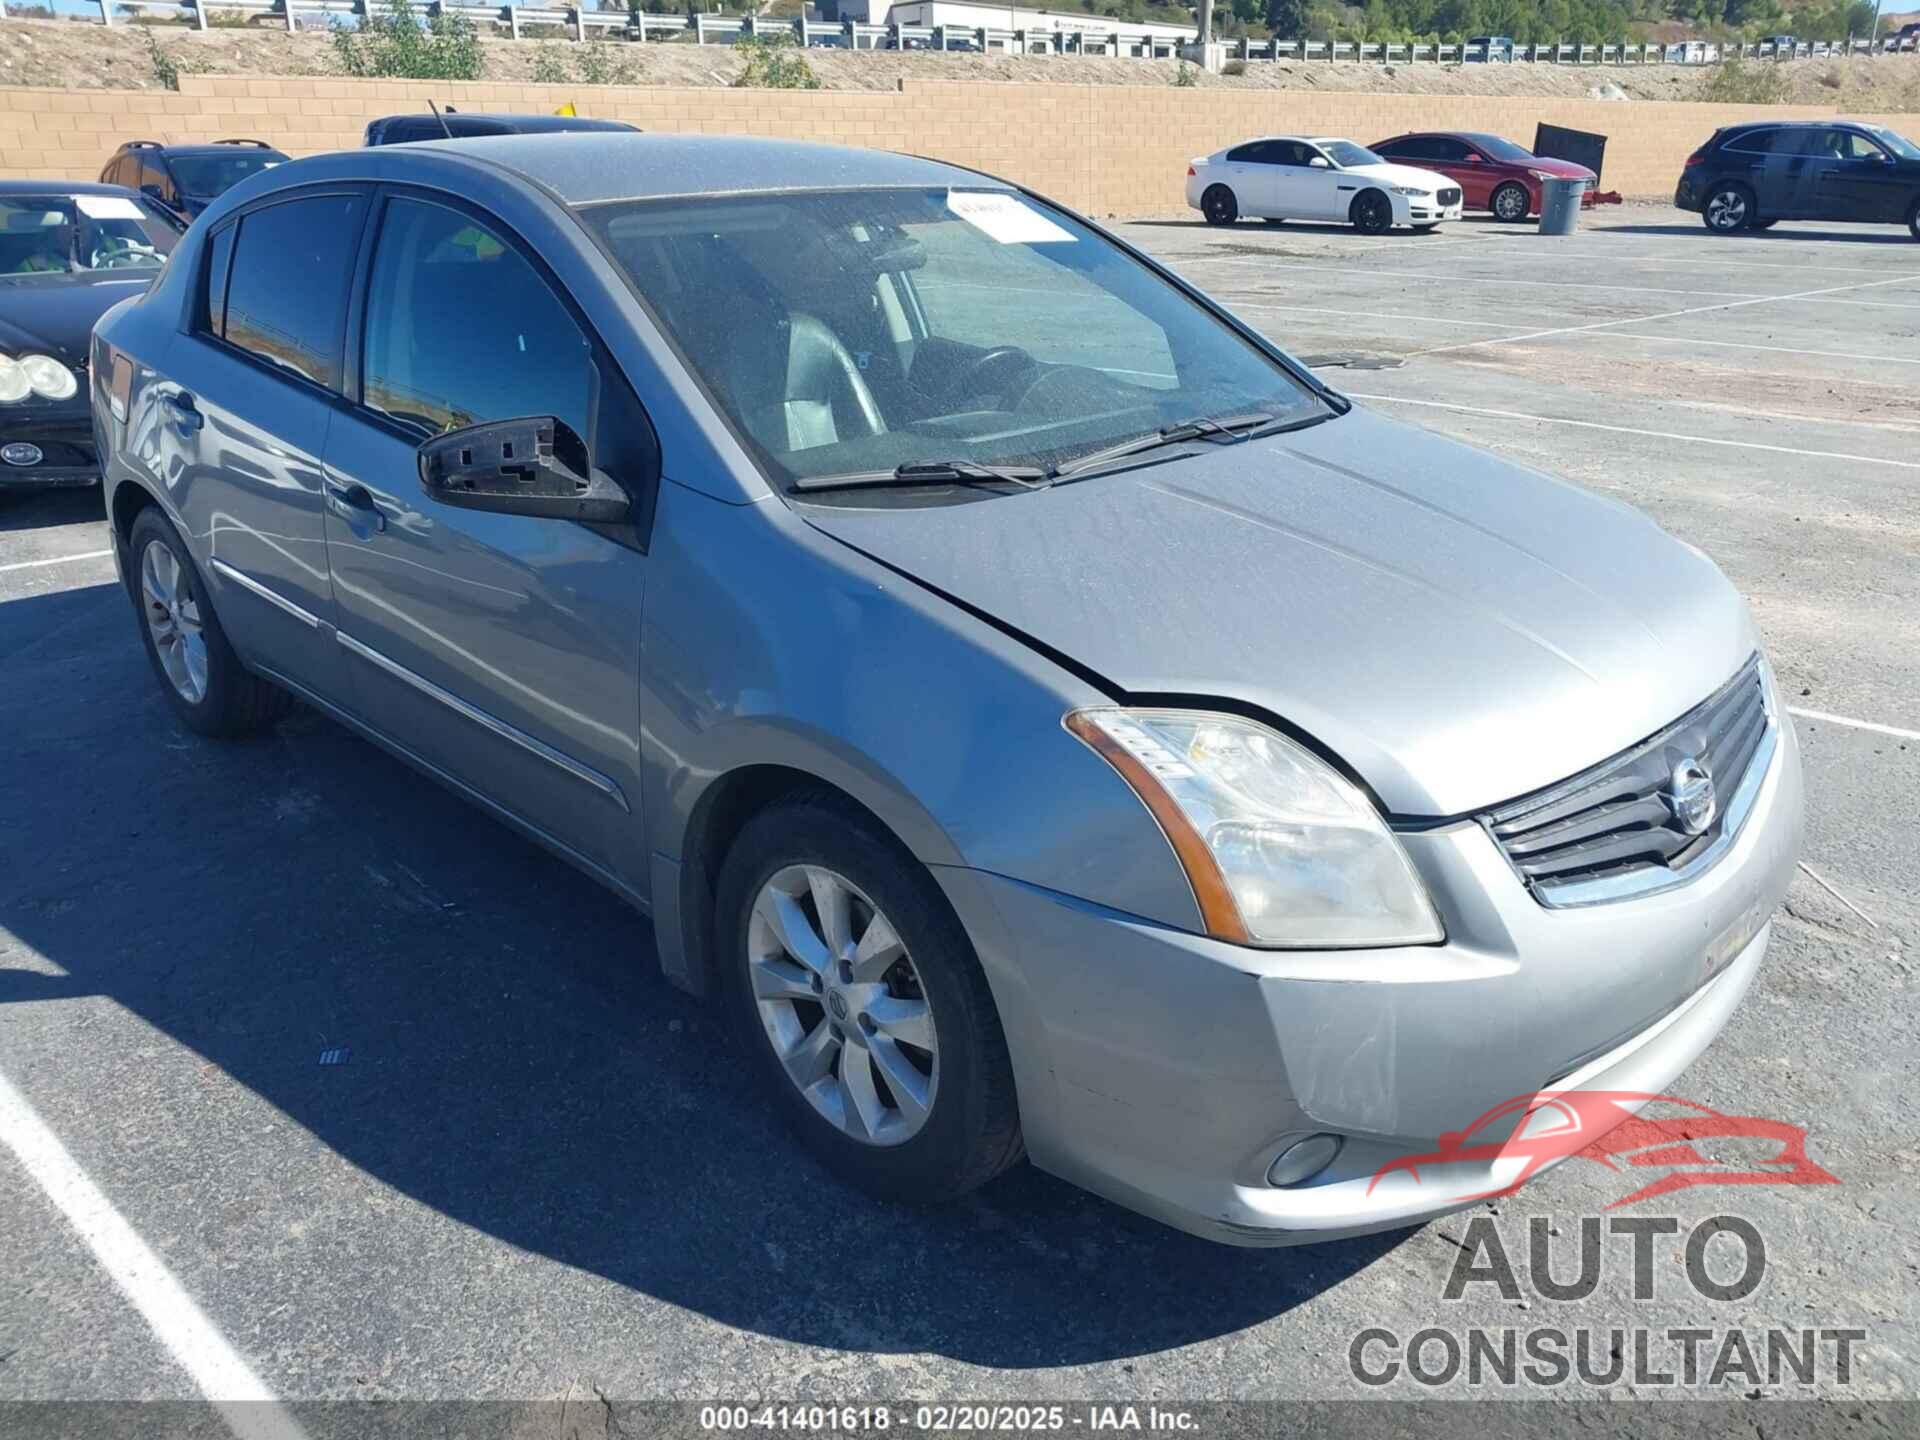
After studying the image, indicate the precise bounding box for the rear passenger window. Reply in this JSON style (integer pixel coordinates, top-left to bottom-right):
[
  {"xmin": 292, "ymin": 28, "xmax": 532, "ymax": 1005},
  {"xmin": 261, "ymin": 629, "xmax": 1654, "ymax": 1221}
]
[
  {"xmin": 200, "ymin": 224, "xmax": 235, "ymax": 336},
  {"xmin": 359, "ymin": 197, "xmax": 593, "ymax": 441},
  {"xmin": 221, "ymin": 193, "xmax": 365, "ymax": 389}
]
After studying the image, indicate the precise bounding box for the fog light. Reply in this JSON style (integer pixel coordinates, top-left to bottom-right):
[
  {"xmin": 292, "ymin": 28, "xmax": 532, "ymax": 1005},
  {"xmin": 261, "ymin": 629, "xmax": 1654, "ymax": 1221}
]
[
  {"xmin": 1, "ymin": 442, "xmax": 43, "ymax": 467},
  {"xmin": 1267, "ymin": 1133, "xmax": 1342, "ymax": 1188}
]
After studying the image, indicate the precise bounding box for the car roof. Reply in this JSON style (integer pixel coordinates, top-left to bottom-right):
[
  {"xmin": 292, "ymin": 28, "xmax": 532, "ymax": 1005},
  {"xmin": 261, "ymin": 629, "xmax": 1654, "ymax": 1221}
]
[
  {"xmin": 391, "ymin": 133, "xmax": 1005, "ymax": 206},
  {"xmin": 378, "ymin": 113, "xmax": 637, "ymax": 133},
  {"xmin": 0, "ymin": 178, "xmax": 143, "ymax": 197},
  {"xmin": 155, "ymin": 142, "xmax": 286, "ymax": 156}
]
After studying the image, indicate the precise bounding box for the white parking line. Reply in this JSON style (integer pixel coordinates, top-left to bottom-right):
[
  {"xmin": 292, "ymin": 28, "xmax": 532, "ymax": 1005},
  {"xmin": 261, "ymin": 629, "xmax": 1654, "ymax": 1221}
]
[
  {"xmin": 0, "ymin": 1069, "xmax": 309, "ymax": 1440},
  {"xmin": 1187, "ymin": 254, "xmax": 1920, "ymax": 311},
  {"xmin": 1787, "ymin": 707, "xmax": 1920, "ymax": 743},
  {"xmin": 1345, "ymin": 393, "xmax": 1920, "ymax": 472},
  {"xmin": 1425, "ymin": 243, "xmax": 1908, "ymax": 276},
  {"xmin": 0, "ymin": 548, "xmax": 114, "ymax": 575},
  {"xmin": 1407, "ymin": 270, "xmax": 1920, "ymax": 359},
  {"xmin": 1233, "ymin": 301, "xmax": 1512, "ymax": 330},
  {"xmin": 1508, "ymin": 328, "xmax": 1920, "ymax": 367}
]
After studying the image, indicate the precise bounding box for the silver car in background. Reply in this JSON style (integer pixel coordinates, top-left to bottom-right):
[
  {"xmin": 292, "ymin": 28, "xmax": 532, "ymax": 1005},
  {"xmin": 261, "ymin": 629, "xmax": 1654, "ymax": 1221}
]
[{"xmin": 91, "ymin": 136, "xmax": 1803, "ymax": 1245}]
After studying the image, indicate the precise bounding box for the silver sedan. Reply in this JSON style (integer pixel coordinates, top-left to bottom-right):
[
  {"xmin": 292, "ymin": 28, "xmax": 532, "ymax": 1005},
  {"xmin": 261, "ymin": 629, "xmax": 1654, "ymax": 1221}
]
[{"xmin": 92, "ymin": 134, "xmax": 1802, "ymax": 1245}]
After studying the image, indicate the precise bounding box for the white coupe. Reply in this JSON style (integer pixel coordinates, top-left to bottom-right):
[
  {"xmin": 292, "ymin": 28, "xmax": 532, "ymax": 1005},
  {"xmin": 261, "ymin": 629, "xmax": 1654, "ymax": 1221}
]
[{"xmin": 1186, "ymin": 137, "xmax": 1465, "ymax": 234}]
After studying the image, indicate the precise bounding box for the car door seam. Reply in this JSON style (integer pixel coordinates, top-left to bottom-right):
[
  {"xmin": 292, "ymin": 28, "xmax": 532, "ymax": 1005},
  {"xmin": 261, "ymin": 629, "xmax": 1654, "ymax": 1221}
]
[{"xmin": 333, "ymin": 629, "xmax": 633, "ymax": 813}]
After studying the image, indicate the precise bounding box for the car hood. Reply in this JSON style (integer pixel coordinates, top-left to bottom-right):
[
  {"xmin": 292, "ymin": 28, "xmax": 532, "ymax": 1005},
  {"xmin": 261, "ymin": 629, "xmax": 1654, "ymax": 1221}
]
[
  {"xmin": 1344, "ymin": 161, "xmax": 1457, "ymax": 191},
  {"xmin": 0, "ymin": 271, "xmax": 156, "ymax": 366},
  {"xmin": 799, "ymin": 408, "xmax": 1755, "ymax": 817}
]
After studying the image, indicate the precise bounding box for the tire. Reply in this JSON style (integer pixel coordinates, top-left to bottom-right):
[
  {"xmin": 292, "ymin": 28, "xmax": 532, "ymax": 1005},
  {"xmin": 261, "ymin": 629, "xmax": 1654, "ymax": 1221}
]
[
  {"xmin": 1909, "ymin": 200, "xmax": 1919, "ymax": 240},
  {"xmin": 1490, "ymin": 182, "xmax": 1531, "ymax": 223},
  {"xmin": 1201, "ymin": 184, "xmax": 1239, "ymax": 226},
  {"xmin": 1350, "ymin": 189, "xmax": 1393, "ymax": 235},
  {"xmin": 717, "ymin": 795, "xmax": 1023, "ymax": 1202},
  {"xmin": 1702, "ymin": 183, "xmax": 1754, "ymax": 234},
  {"xmin": 127, "ymin": 507, "xmax": 292, "ymax": 738}
]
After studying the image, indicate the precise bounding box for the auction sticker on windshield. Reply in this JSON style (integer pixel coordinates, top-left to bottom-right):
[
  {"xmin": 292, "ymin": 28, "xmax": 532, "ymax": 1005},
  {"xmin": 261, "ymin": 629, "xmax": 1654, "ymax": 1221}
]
[
  {"xmin": 76, "ymin": 195, "xmax": 145, "ymax": 221},
  {"xmin": 947, "ymin": 190, "xmax": 1074, "ymax": 245}
]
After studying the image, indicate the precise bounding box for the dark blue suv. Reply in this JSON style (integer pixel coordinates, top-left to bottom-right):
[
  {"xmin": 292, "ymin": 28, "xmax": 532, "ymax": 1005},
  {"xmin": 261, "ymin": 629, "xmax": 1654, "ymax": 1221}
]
[
  {"xmin": 99, "ymin": 139, "xmax": 287, "ymax": 223},
  {"xmin": 1676, "ymin": 120, "xmax": 1920, "ymax": 237}
]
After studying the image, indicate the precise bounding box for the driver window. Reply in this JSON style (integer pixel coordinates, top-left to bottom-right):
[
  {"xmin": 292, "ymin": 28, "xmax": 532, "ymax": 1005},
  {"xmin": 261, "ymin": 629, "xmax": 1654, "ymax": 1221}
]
[
  {"xmin": 1838, "ymin": 131, "xmax": 1885, "ymax": 161},
  {"xmin": 360, "ymin": 197, "xmax": 594, "ymax": 442}
]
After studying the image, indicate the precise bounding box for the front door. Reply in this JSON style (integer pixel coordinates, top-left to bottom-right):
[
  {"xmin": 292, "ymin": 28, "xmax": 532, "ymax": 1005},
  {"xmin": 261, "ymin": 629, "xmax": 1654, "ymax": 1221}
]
[
  {"xmin": 1815, "ymin": 130, "xmax": 1906, "ymax": 222},
  {"xmin": 320, "ymin": 191, "xmax": 651, "ymax": 882},
  {"xmin": 1273, "ymin": 142, "xmax": 1341, "ymax": 220},
  {"xmin": 155, "ymin": 189, "xmax": 369, "ymax": 697}
]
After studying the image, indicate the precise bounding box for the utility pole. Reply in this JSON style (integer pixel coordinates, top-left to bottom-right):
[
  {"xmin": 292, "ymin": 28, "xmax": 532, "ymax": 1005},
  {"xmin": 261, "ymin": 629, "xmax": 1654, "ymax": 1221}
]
[{"xmin": 1198, "ymin": 0, "xmax": 1212, "ymax": 45}]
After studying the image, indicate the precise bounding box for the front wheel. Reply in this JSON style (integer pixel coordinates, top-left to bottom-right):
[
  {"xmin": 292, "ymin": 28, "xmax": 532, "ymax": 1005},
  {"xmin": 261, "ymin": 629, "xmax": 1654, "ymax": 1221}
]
[
  {"xmin": 1703, "ymin": 184, "xmax": 1753, "ymax": 234},
  {"xmin": 127, "ymin": 507, "xmax": 292, "ymax": 737},
  {"xmin": 1490, "ymin": 182, "xmax": 1531, "ymax": 223},
  {"xmin": 718, "ymin": 797, "xmax": 1022, "ymax": 1201},
  {"xmin": 1909, "ymin": 200, "xmax": 1919, "ymax": 240},
  {"xmin": 1350, "ymin": 189, "xmax": 1393, "ymax": 235},
  {"xmin": 1201, "ymin": 184, "xmax": 1239, "ymax": 226}
]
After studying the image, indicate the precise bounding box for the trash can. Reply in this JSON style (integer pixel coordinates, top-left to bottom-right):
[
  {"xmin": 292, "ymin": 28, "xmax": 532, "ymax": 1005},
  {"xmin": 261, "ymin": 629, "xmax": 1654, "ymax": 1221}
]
[{"xmin": 1538, "ymin": 177, "xmax": 1584, "ymax": 235}]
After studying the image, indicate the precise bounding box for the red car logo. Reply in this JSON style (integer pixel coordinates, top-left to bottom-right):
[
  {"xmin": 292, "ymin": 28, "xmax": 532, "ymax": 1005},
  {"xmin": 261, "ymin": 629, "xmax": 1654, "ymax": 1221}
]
[{"xmin": 1368, "ymin": 1090, "xmax": 1838, "ymax": 1210}]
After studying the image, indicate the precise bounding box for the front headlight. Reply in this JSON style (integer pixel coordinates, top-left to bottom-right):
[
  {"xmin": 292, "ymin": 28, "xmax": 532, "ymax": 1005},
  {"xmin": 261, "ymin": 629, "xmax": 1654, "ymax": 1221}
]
[
  {"xmin": 1389, "ymin": 185, "xmax": 1431, "ymax": 198},
  {"xmin": 18, "ymin": 353, "xmax": 77, "ymax": 401},
  {"xmin": 1066, "ymin": 709, "xmax": 1444, "ymax": 949},
  {"xmin": 0, "ymin": 356, "xmax": 28, "ymax": 404}
]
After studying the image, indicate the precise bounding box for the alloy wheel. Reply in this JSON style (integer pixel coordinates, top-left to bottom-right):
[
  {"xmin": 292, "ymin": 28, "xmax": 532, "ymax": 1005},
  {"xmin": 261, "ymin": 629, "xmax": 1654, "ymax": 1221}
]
[
  {"xmin": 1706, "ymin": 189, "xmax": 1748, "ymax": 232},
  {"xmin": 1492, "ymin": 184, "xmax": 1529, "ymax": 222},
  {"xmin": 140, "ymin": 539, "xmax": 209, "ymax": 704},
  {"xmin": 1202, "ymin": 186, "xmax": 1237, "ymax": 225},
  {"xmin": 747, "ymin": 864, "xmax": 938, "ymax": 1147}
]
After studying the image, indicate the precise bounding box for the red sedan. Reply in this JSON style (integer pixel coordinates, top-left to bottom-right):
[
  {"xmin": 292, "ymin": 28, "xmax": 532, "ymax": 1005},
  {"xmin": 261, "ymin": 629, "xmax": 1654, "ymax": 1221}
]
[{"xmin": 1369, "ymin": 131, "xmax": 1598, "ymax": 221}]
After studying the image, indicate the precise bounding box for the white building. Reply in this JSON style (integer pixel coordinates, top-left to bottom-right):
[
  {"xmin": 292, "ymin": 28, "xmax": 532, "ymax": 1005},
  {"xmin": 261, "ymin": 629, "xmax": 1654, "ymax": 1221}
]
[{"xmin": 838, "ymin": 0, "xmax": 1197, "ymax": 48}]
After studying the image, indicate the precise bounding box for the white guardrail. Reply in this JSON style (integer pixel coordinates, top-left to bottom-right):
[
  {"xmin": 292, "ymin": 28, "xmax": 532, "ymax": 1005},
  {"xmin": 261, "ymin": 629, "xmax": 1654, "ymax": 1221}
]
[{"xmin": 87, "ymin": 2, "xmax": 1920, "ymax": 58}]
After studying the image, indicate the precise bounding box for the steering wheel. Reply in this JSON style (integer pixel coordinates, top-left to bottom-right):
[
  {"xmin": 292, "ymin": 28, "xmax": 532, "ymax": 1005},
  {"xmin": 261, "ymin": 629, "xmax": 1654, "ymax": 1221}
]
[
  {"xmin": 955, "ymin": 346, "xmax": 1037, "ymax": 406},
  {"xmin": 91, "ymin": 244, "xmax": 158, "ymax": 271}
]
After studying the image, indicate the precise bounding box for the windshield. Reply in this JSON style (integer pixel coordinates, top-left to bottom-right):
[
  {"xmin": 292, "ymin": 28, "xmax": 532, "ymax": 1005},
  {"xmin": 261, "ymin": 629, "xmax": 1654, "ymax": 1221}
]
[
  {"xmin": 1321, "ymin": 141, "xmax": 1385, "ymax": 168},
  {"xmin": 167, "ymin": 151, "xmax": 281, "ymax": 200},
  {"xmin": 1863, "ymin": 125, "xmax": 1920, "ymax": 161},
  {"xmin": 0, "ymin": 194, "xmax": 182, "ymax": 277},
  {"xmin": 1469, "ymin": 134, "xmax": 1535, "ymax": 162},
  {"xmin": 580, "ymin": 187, "xmax": 1325, "ymax": 485}
]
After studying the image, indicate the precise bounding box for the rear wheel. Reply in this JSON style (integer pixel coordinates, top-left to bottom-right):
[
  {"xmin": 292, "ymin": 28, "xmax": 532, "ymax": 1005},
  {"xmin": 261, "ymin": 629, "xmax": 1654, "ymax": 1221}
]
[
  {"xmin": 127, "ymin": 507, "xmax": 292, "ymax": 737},
  {"xmin": 1490, "ymin": 182, "xmax": 1531, "ymax": 223},
  {"xmin": 718, "ymin": 796, "xmax": 1022, "ymax": 1201},
  {"xmin": 1703, "ymin": 183, "xmax": 1753, "ymax": 234},
  {"xmin": 1350, "ymin": 189, "xmax": 1393, "ymax": 235},
  {"xmin": 1201, "ymin": 185, "xmax": 1239, "ymax": 226}
]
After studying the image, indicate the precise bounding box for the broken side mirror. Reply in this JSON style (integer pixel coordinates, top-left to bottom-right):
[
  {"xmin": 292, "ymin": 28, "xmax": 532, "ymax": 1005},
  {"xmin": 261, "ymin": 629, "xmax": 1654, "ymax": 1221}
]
[{"xmin": 417, "ymin": 416, "xmax": 630, "ymax": 524}]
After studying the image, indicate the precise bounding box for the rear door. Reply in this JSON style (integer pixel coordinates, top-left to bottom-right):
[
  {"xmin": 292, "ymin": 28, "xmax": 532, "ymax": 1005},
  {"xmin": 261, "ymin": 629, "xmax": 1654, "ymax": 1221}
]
[
  {"xmin": 319, "ymin": 189, "xmax": 652, "ymax": 879},
  {"xmin": 1217, "ymin": 142, "xmax": 1279, "ymax": 216},
  {"xmin": 153, "ymin": 188, "xmax": 368, "ymax": 697}
]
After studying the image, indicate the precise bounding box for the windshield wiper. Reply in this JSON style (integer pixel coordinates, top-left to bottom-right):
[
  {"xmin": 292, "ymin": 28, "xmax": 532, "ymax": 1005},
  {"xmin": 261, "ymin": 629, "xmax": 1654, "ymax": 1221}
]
[
  {"xmin": 792, "ymin": 459, "xmax": 1052, "ymax": 494},
  {"xmin": 1049, "ymin": 410, "xmax": 1284, "ymax": 480}
]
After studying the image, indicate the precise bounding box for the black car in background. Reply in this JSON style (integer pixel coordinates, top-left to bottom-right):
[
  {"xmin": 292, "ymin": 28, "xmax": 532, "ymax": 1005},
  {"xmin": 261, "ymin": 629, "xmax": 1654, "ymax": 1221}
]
[
  {"xmin": 1677, "ymin": 120, "xmax": 1920, "ymax": 236},
  {"xmin": 0, "ymin": 182, "xmax": 184, "ymax": 490},
  {"xmin": 98, "ymin": 139, "xmax": 287, "ymax": 223},
  {"xmin": 362, "ymin": 112, "xmax": 639, "ymax": 145}
]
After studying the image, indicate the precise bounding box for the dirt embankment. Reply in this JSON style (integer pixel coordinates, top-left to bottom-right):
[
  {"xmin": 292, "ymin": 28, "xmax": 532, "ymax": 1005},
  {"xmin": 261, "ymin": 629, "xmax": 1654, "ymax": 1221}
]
[{"xmin": 2, "ymin": 15, "xmax": 1918, "ymax": 109}]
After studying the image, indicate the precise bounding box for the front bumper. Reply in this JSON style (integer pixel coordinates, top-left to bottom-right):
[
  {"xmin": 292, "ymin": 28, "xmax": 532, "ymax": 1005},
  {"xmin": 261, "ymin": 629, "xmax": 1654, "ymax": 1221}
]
[
  {"xmin": 1400, "ymin": 195, "xmax": 1465, "ymax": 226},
  {"xmin": 936, "ymin": 716, "xmax": 1804, "ymax": 1246},
  {"xmin": 0, "ymin": 409, "xmax": 99, "ymax": 487}
]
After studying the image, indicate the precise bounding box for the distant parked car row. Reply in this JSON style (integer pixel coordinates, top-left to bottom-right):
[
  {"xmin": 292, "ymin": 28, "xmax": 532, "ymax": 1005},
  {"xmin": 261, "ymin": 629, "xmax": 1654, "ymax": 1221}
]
[{"xmin": 1187, "ymin": 129, "xmax": 1595, "ymax": 233}]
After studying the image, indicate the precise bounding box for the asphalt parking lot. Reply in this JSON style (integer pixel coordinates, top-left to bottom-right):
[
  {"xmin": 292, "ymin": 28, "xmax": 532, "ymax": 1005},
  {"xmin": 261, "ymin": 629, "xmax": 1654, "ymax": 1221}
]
[{"xmin": 2, "ymin": 204, "xmax": 1916, "ymax": 1426}]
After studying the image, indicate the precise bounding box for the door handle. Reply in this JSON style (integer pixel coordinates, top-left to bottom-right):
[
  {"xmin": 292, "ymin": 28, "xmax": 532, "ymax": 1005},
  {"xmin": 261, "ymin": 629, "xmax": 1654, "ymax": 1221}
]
[
  {"xmin": 326, "ymin": 481, "xmax": 387, "ymax": 535},
  {"xmin": 164, "ymin": 390, "xmax": 203, "ymax": 433}
]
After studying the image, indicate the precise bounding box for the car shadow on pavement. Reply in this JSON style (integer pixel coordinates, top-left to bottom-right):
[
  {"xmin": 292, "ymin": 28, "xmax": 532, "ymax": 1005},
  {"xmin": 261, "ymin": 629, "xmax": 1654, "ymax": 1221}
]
[
  {"xmin": 0, "ymin": 583, "xmax": 1407, "ymax": 1369},
  {"xmin": 1601, "ymin": 223, "xmax": 1920, "ymax": 245},
  {"xmin": 0, "ymin": 486, "xmax": 105, "ymax": 533}
]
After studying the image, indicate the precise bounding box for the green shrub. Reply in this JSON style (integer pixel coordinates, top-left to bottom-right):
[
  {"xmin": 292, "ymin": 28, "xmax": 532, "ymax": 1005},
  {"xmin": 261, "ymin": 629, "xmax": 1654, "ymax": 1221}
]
[
  {"xmin": 331, "ymin": 0, "xmax": 483, "ymax": 82},
  {"xmin": 143, "ymin": 28, "xmax": 181, "ymax": 91},
  {"xmin": 574, "ymin": 37, "xmax": 636, "ymax": 86},
  {"xmin": 1172, "ymin": 58, "xmax": 1199, "ymax": 84},
  {"xmin": 1701, "ymin": 58, "xmax": 1788, "ymax": 105},
  {"xmin": 732, "ymin": 33, "xmax": 821, "ymax": 89}
]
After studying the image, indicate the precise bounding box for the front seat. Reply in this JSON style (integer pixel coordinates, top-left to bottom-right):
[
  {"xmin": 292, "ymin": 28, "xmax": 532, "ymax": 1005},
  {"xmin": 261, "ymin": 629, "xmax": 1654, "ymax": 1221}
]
[{"xmin": 730, "ymin": 313, "xmax": 886, "ymax": 455}]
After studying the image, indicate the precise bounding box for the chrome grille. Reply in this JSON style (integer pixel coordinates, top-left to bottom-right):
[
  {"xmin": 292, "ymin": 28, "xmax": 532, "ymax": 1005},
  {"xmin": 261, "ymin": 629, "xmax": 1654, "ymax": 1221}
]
[
  {"xmin": 1484, "ymin": 656, "xmax": 1773, "ymax": 907},
  {"xmin": 1438, "ymin": 187, "xmax": 1463, "ymax": 206}
]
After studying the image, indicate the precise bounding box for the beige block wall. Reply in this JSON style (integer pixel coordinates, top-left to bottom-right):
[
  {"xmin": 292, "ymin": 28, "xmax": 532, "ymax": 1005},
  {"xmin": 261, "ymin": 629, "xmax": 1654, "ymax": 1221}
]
[{"xmin": 0, "ymin": 74, "xmax": 1907, "ymax": 214}]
